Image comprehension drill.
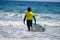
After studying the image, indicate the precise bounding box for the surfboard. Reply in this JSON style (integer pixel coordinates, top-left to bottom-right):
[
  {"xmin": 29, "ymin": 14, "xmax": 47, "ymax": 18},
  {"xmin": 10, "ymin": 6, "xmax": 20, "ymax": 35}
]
[{"xmin": 31, "ymin": 23, "xmax": 46, "ymax": 32}]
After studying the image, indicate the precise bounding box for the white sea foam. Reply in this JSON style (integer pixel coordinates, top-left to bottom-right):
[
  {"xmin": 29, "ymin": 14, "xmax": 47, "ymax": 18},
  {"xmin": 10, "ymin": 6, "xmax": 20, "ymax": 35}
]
[
  {"xmin": 0, "ymin": 12, "xmax": 60, "ymax": 27},
  {"xmin": 0, "ymin": 11, "xmax": 23, "ymax": 18},
  {"xmin": 0, "ymin": 21, "xmax": 24, "ymax": 27},
  {"xmin": 0, "ymin": 20, "xmax": 60, "ymax": 27}
]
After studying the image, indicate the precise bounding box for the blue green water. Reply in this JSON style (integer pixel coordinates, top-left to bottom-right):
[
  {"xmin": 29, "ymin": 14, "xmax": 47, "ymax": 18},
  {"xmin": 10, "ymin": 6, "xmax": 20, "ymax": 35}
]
[{"xmin": 0, "ymin": 1, "xmax": 60, "ymax": 13}]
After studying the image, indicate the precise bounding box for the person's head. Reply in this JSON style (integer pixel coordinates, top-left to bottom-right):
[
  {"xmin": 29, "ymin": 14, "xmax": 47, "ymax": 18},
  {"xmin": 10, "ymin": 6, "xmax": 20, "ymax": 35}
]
[{"xmin": 27, "ymin": 7, "xmax": 31, "ymax": 12}]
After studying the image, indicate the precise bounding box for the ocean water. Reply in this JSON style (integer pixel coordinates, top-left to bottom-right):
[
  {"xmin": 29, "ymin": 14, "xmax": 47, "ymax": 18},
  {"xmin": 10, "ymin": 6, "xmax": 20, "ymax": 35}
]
[{"xmin": 0, "ymin": 1, "xmax": 60, "ymax": 40}]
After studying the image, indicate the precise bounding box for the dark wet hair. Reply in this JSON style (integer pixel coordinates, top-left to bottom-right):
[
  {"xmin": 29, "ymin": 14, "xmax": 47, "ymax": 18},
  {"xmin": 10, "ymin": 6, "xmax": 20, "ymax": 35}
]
[{"xmin": 27, "ymin": 7, "xmax": 31, "ymax": 12}]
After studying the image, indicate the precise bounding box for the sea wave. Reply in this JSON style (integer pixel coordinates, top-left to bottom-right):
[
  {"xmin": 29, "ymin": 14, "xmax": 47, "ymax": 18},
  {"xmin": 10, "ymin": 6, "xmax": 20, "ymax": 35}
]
[
  {"xmin": 0, "ymin": 21, "xmax": 24, "ymax": 27},
  {"xmin": 35, "ymin": 13, "xmax": 60, "ymax": 20},
  {"xmin": 0, "ymin": 12, "xmax": 60, "ymax": 27},
  {"xmin": 0, "ymin": 20, "xmax": 60, "ymax": 27},
  {"xmin": 0, "ymin": 11, "xmax": 60, "ymax": 20},
  {"xmin": 0, "ymin": 11, "xmax": 23, "ymax": 18}
]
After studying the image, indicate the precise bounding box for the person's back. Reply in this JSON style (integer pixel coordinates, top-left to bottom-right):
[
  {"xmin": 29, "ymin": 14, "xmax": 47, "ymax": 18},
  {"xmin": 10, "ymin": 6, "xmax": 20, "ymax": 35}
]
[
  {"xmin": 25, "ymin": 11, "xmax": 34, "ymax": 20},
  {"xmin": 23, "ymin": 7, "xmax": 36, "ymax": 31}
]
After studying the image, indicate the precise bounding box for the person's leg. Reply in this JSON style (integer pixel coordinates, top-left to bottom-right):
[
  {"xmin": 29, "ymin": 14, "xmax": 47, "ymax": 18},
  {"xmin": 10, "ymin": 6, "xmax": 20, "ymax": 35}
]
[
  {"xmin": 28, "ymin": 20, "xmax": 32, "ymax": 27},
  {"xmin": 27, "ymin": 20, "xmax": 33, "ymax": 31},
  {"xmin": 29, "ymin": 20, "xmax": 33, "ymax": 30},
  {"xmin": 27, "ymin": 25, "xmax": 30, "ymax": 31},
  {"xmin": 27, "ymin": 20, "xmax": 31, "ymax": 31},
  {"xmin": 30, "ymin": 24, "xmax": 33, "ymax": 30}
]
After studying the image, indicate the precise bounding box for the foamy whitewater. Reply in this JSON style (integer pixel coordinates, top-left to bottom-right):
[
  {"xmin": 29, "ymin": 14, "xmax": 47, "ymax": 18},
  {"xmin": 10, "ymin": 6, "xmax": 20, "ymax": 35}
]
[{"xmin": 0, "ymin": 1, "xmax": 60, "ymax": 40}]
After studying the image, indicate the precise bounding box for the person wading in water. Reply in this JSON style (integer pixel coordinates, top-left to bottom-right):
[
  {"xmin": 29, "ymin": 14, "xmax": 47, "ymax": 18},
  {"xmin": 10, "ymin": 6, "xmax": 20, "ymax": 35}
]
[{"xmin": 23, "ymin": 7, "xmax": 36, "ymax": 31}]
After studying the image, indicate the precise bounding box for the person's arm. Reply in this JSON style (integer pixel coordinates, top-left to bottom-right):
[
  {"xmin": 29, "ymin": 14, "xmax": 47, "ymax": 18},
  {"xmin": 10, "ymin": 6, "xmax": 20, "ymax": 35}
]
[
  {"xmin": 33, "ymin": 16, "xmax": 36, "ymax": 24},
  {"xmin": 23, "ymin": 16, "xmax": 26, "ymax": 24}
]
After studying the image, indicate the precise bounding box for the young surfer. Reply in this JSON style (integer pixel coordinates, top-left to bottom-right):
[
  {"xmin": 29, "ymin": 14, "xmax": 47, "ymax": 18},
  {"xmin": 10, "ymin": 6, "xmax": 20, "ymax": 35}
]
[{"xmin": 23, "ymin": 7, "xmax": 36, "ymax": 31}]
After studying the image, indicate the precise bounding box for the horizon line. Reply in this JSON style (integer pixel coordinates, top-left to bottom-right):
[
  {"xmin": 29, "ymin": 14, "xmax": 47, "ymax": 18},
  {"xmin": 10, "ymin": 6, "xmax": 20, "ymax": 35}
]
[{"xmin": 0, "ymin": 0, "xmax": 60, "ymax": 2}]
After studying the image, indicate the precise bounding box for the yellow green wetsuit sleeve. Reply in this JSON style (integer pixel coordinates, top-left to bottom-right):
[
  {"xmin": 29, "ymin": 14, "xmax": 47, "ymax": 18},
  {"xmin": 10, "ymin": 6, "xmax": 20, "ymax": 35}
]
[{"xmin": 25, "ymin": 12, "xmax": 35, "ymax": 20}]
